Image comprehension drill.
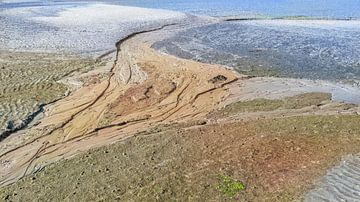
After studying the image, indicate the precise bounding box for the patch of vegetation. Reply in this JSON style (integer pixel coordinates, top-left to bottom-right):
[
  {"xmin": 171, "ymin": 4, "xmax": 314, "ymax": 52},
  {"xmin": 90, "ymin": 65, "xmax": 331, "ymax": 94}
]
[
  {"xmin": 217, "ymin": 175, "xmax": 245, "ymax": 197},
  {"xmin": 221, "ymin": 99, "xmax": 283, "ymax": 115},
  {"xmin": 214, "ymin": 92, "xmax": 332, "ymax": 116},
  {"xmin": 251, "ymin": 115, "xmax": 360, "ymax": 136},
  {"xmin": 2, "ymin": 115, "xmax": 360, "ymax": 201},
  {"xmin": 282, "ymin": 92, "xmax": 331, "ymax": 109}
]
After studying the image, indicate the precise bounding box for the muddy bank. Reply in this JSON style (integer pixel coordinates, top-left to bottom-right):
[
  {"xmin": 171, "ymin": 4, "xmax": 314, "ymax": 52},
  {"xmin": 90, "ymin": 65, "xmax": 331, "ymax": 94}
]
[
  {"xmin": 0, "ymin": 51, "xmax": 97, "ymax": 140},
  {"xmin": 0, "ymin": 3, "xmax": 189, "ymax": 141},
  {"xmin": 0, "ymin": 20, "xmax": 360, "ymax": 201},
  {"xmin": 1, "ymin": 6, "xmax": 360, "ymax": 201},
  {"xmin": 0, "ymin": 22, "xmax": 237, "ymax": 187}
]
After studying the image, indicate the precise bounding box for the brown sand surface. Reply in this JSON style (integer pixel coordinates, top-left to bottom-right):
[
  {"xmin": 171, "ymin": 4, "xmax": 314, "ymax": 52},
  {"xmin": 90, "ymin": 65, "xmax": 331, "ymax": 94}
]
[
  {"xmin": 1, "ymin": 23, "xmax": 360, "ymax": 201},
  {"xmin": 0, "ymin": 26, "xmax": 238, "ymax": 186},
  {"xmin": 1, "ymin": 114, "xmax": 360, "ymax": 201},
  {"xmin": 0, "ymin": 51, "xmax": 97, "ymax": 140}
]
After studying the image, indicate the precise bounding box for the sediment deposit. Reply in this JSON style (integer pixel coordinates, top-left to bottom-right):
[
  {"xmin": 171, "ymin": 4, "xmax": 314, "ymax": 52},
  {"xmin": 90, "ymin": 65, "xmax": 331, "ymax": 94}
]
[
  {"xmin": 0, "ymin": 24, "xmax": 238, "ymax": 186},
  {"xmin": 0, "ymin": 51, "xmax": 96, "ymax": 140},
  {"xmin": 1, "ymin": 3, "xmax": 360, "ymax": 201}
]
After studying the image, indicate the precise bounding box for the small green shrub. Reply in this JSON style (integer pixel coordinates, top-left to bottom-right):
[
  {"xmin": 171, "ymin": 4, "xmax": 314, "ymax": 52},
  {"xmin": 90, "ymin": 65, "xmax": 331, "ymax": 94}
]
[{"xmin": 217, "ymin": 175, "xmax": 246, "ymax": 197}]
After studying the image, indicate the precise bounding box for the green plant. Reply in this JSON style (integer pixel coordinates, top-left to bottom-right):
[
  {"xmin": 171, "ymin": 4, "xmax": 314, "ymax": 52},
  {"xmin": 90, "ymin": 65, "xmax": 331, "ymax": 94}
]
[{"xmin": 217, "ymin": 175, "xmax": 245, "ymax": 197}]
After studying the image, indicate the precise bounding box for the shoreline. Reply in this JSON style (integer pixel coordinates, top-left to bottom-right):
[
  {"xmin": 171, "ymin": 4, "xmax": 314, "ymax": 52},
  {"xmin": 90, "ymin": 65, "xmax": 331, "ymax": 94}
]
[
  {"xmin": 1, "ymin": 3, "xmax": 360, "ymax": 201},
  {"xmin": 0, "ymin": 51, "xmax": 98, "ymax": 140},
  {"xmin": 0, "ymin": 21, "xmax": 238, "ymax": 186}
]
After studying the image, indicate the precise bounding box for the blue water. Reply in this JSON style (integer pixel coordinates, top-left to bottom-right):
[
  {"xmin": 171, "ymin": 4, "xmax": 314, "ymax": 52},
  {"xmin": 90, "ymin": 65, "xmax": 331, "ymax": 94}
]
[
  {"xmin": 153, "ymin": 20, "xmax": 360, "ymax": 82},
  {"xmin": 1, "ymin": 0, "xmax": 360, "ymax": 19}
]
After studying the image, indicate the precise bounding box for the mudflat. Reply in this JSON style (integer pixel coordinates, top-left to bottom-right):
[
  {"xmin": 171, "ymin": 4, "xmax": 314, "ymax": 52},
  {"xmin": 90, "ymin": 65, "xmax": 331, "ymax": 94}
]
[
  {"xmin": 1, "ymin": 2, "xmax": 360, "ymax": 201},
  {"xmin": 0, "ymin": 51, "xmax": 97, "ymax": 140},
  {"xmin": 1, "ymin": 24, "xmax": 360, "ymax": 201}
]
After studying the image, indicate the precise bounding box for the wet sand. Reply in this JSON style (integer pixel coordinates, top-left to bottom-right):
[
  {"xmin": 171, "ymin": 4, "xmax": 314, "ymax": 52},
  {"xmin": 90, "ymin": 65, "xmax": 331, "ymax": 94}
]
[
  {"xmin": 0, "ymin": 23, "xmax": 238, "ymax": 187},
  {"xmin": 306, "ymin": 154, "xmax": 360, "ymax": 201},
  {"xmin": 0, "ymin": 51, "xmax": 97, "ymax": 140},
  {"xmin": 0, "ymin": 3, "xmax": 187, "ymax": 142},
  {"xmin": 0, "ymin": 20, "xmax": 360, "ymax": 201},
  {"xmin": 1, "ymin": 3, "xmax": 360, "ymax": 201}
]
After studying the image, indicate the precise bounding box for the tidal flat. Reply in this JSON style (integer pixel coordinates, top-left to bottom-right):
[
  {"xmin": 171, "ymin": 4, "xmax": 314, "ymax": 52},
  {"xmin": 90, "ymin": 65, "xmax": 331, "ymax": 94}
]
[
  {"xmin": 0, "ymin": 51, "xmax": 96, "ymax": 139},
  {"xmin": 1, "ymin": 1, "xmax": 360, "ymax": 201}
]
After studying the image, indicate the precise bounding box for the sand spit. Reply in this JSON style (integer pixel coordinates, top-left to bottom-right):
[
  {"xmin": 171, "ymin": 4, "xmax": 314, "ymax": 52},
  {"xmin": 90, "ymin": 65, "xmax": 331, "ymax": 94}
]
[
  {"xmin": 0, "ymin": 51, "xmax": 96, "ymax": 140},
  {"xmin": 0, "ymin": 24, "xmax": 238, "ymax": 186}
]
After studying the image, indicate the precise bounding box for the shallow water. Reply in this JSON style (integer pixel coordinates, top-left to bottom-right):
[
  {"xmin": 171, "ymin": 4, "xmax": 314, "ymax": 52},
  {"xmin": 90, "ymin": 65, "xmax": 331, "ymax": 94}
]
[
  {"xmin": 0, "ymin": 3, "xmax": 185, "ymax": 54},
  {"xmin": 2, "ymin": 0, "xmax": 360, "ymax": 19},
  {"xmin": 153, "ymin": 20, "xmax": 360, "ymax": 83}
]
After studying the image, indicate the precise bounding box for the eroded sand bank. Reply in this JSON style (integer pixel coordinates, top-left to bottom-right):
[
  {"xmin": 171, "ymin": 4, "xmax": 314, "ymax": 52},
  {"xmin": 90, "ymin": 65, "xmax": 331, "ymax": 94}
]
[
  {"xmin": 0, "ymin": 52, "xmax": 97, "ymax": 140},
  {"xmin": 0, "ymin": 3, "xmax": 187, "ymax": 144},
  {"xmin": 0, "ymin": 23, "xmax": 239, "ymax": 186},
  {"xmin": 1, "ymin": 3, "xmax": 360, "ymax": 200},
  {"xmin": 1, "ymin": 21, "xmax": 360, "ymax": 201}
]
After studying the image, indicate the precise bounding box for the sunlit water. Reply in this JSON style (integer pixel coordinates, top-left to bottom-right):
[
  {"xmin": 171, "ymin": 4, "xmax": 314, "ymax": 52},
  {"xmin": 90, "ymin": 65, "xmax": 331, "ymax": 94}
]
[
  {"xmin": 153, "ymin": 20, "xmax": 360, "ymax": 83},
  {"xmin": 1, "ymin": 0, "xmax": 360, "ymax": 84},
  {"xmin": 1, "ymin": 0, "xmax": 360, "ymax": 19}
]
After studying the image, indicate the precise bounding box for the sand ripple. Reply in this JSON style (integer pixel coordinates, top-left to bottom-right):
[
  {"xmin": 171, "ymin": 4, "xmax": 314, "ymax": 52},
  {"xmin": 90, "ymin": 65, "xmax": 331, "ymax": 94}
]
[
  {"xmin": 0, "ymin": 51, "xmax": 96, "ymax": 140},
  {"xmin": 306, "ymin": 155, "xmax": 360, "ymax": 201}
]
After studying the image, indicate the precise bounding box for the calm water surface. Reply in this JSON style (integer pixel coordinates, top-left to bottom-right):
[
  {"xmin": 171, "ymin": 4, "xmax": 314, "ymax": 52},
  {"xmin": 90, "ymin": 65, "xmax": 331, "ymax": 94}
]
[
  {"xmin": 1, "ymin": 0, "xmax": 360, "ymax": 83},
  {"xmin": 1, "ymin": 0, "xmax": 360, "ymax": 19},
  {"xmin": 153, "ymin": 20, "xmax": 360, "ymax": 82}
]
